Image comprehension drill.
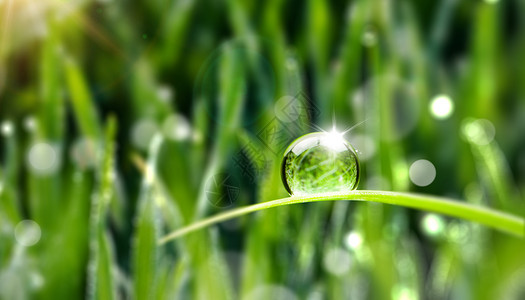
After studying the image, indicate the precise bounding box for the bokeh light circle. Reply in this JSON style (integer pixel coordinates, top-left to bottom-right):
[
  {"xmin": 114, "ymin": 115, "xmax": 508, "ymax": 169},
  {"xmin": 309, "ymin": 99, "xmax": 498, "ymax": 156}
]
[
  {"xmin": 429, "ymin": 94, "xmax": 454, "ymax": 120},
  {"xmin": 461, "ymin": 118, "xmax": 495, "ymax": 146},
  {"xmin": 409, "ymin": 159, "xmax": 436, "ymax": 187},
  {"xmin": 14, "ymin": 220, "xmax": 41, "ymax": 247},
  {"xmin": 131, "ymin": 119, "xmax": 158, "ymax": 150},
  {"xmin": 28, "ymin": 142, "xmax": 59, "ymax": 174},
  {"xmin": 162, "ymin": 114, "xmax": 191, "ymax": 141},
  {"xmin": 344, "ymin": 231, "xmax": 363, "ymax": 250},
  {"xmin": 1, "ymin": 121, "xmax": 14, "ymax": 137},
  {"xmin": 70, "ymin": 138, "xmax": 98, "ymax": 169},
  {"xmin": 421, "ymin": 213, "xmax": 445, "ymax": 237},
  {"xmin": 323, "ymin": 247, "xmax": 352, "ymax": 276}
]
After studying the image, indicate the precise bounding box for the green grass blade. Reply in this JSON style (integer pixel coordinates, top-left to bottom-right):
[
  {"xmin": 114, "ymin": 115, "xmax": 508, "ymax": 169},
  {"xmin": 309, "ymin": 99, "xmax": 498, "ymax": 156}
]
[
  {"xmin": 133, "ymin": 135, "xmax": 163, "ymax": 300},
  {"xmin": 88, "ymin": 117, "xmax": 118, "ymax": 300},
  {"xmin": 159, "ymin": 190, "xmax": 524, "ymax": 244},
  {"xmin": 64, "ymin": 57, "xmax": 102, "ymax": 139}
]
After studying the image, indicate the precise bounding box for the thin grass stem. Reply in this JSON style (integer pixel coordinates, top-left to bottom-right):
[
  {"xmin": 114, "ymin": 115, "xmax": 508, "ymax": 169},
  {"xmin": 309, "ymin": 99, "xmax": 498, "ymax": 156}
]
[{"xmin": 158, "ymin": 190, "xmax": 524, "ymax": 244}]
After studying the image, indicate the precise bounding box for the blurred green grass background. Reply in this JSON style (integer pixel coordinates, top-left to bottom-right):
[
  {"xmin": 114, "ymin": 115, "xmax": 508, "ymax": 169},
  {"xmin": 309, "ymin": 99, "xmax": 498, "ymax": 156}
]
[{"xmin": 1, "ymin": 0, "xmax": 525, "ymax": 299}]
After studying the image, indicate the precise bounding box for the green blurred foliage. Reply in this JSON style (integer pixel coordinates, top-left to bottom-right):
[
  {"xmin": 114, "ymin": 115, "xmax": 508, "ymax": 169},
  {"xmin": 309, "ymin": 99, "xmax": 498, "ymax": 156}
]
[{"xmin": 0, "ymin": 0, "xmax": 524, "ymax": 299}]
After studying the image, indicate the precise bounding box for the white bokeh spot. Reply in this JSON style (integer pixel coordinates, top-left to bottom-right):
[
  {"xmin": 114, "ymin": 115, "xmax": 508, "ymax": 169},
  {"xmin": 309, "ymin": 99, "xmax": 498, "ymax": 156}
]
[
  {"xmin": 28, "ymin": 142, "xmax": 59, "ymax": 174},
  {"xmin": 14, "ymin": 220, "xmax": 41, "ymax": 247},
  {"xmin": 421, "ymin": 213, "xmax": 445, "ymax": 237},
  {"xmin": 429, "ymin": 94, "xmax": 454, "ymax": 120},
  {"xmin": 162, "ymin": 114, "xmax": 191, "ymax": 141},
  {"xmin": 131, "ymin": 119, "xmax": 158, "ymax": 150},
  {"xmin": 345, "ymin": 231, "xmax": 363, "ymax": 250},
  {"xmin": 323, "ymin": 247, "xmax": 352, "ymax": 276},
  {"xmin": 1, "ymin": 121, "xmax": 14, "ymax": 137},
  {"xmin": 409, "ymin": 159, "xmax": 436, "ymax": 187},
  {"xmin": 70, "ymin": 138, "xmax": 98, "ymax": 169}
]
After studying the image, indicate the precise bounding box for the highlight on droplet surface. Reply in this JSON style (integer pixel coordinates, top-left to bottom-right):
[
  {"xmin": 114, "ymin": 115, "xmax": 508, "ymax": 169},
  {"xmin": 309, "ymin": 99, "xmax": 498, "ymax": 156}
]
[
  {"xmin": 429, "ymin": 94, "xmax": 454, "ymax": 120},
  {"xmin": 14, "ymin": 220, "xmax": 41, "ymax": 247},
  {"xmin": 28, "ymin": 142, "xmax": 59, "ymax": 174},
  {"xmin": 281, "ymin": 132, "xmax": 360, "ymax": 196},
  {"xmin": 409, "ymin": 159, "xmax": 436, "ymax": 187}
]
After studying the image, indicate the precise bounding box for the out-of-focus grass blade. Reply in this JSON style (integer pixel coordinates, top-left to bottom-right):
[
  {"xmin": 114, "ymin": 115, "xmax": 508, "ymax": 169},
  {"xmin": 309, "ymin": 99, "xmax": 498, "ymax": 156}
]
[
  {"xmin": 39, "ymin": 19, "xmax": 64, "ymax": 141},
  {"xmin": 462, "ymin": 119, "xmax": 521, "ymax": 210},
  {"xmin": 226, "ymin": 0, "xmax": 253, "ymax": 37},
  {"xmin": 64, "ymin": 57, "xmax": 102, "ymax": 140},
  {"xmin": 0, "ymin": 127, "xmax": 21, "ymax": 225},
  {"xmin": 0, "ymin": 164, "xmax": 18, "ymax": 265},
  {"xmin": 193, "ymin": 42, "xmax": 246, "ymax": 219},
  {"xmin": 306, "ymin": 0, "xmax": 332, "ymax": 118},
  {"xmin": 87, "ymin": 116, "xmax": 118, "ymax": 300},
  {"xmin": 330, "ymin": 0, "xmax": 366, "ymax": 120},
  {"xmin": 93, "ymin": 231, "xmax": 117, "ymax": 300},
  {"xmin": 37, "ymin": 169, "xmax": 91, "ymax": 299},
  {"xmin": 131, "ymin": 59, "xmax": 171, "ymax": 120},
  {"xmin": 133, "ymin": 135, "xmax": 163, "ymax": 300},
  {"xmin": 189, "ymin": 232, "xmax": 234, "ymax": 300},
  {"xmin": 156, "ymin": 0, "xmax": 195, "ymax": 68},
  {"xmin": 165, "ymin": 258, "xmax": 190, "ymax": 299},
  {"xmin": 462, "ymin": 4, "xmax": 499, "ymax": 119}
]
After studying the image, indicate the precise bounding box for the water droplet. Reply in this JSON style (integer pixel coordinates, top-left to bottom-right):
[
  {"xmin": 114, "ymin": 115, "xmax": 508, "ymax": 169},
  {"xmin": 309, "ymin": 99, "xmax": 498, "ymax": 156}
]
[
  {"xmin": 281, "ymin": 132, "xmax": 360, "ymax": 196},
  {"xmin": 14, "ymin": 220, "xmax": 41, "ymax": 247},
  {"xmin": 409, "ymin": 159, "xmax": 436, "ymax": 187}
]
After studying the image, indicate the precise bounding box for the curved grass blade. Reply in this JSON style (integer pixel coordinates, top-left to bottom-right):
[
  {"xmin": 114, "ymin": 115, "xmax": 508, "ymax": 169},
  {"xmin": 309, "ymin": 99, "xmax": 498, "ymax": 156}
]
[{"xmin": 159, "ymin": 190, "xmax": 525, "ymax": 244}]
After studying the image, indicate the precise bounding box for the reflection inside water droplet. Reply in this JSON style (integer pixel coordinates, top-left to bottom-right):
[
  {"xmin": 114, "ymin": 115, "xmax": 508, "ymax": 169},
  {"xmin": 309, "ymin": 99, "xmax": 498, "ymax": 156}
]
[{"xmin": 281, "ymin": 132, "xmax": 360, "ymax": 196}]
